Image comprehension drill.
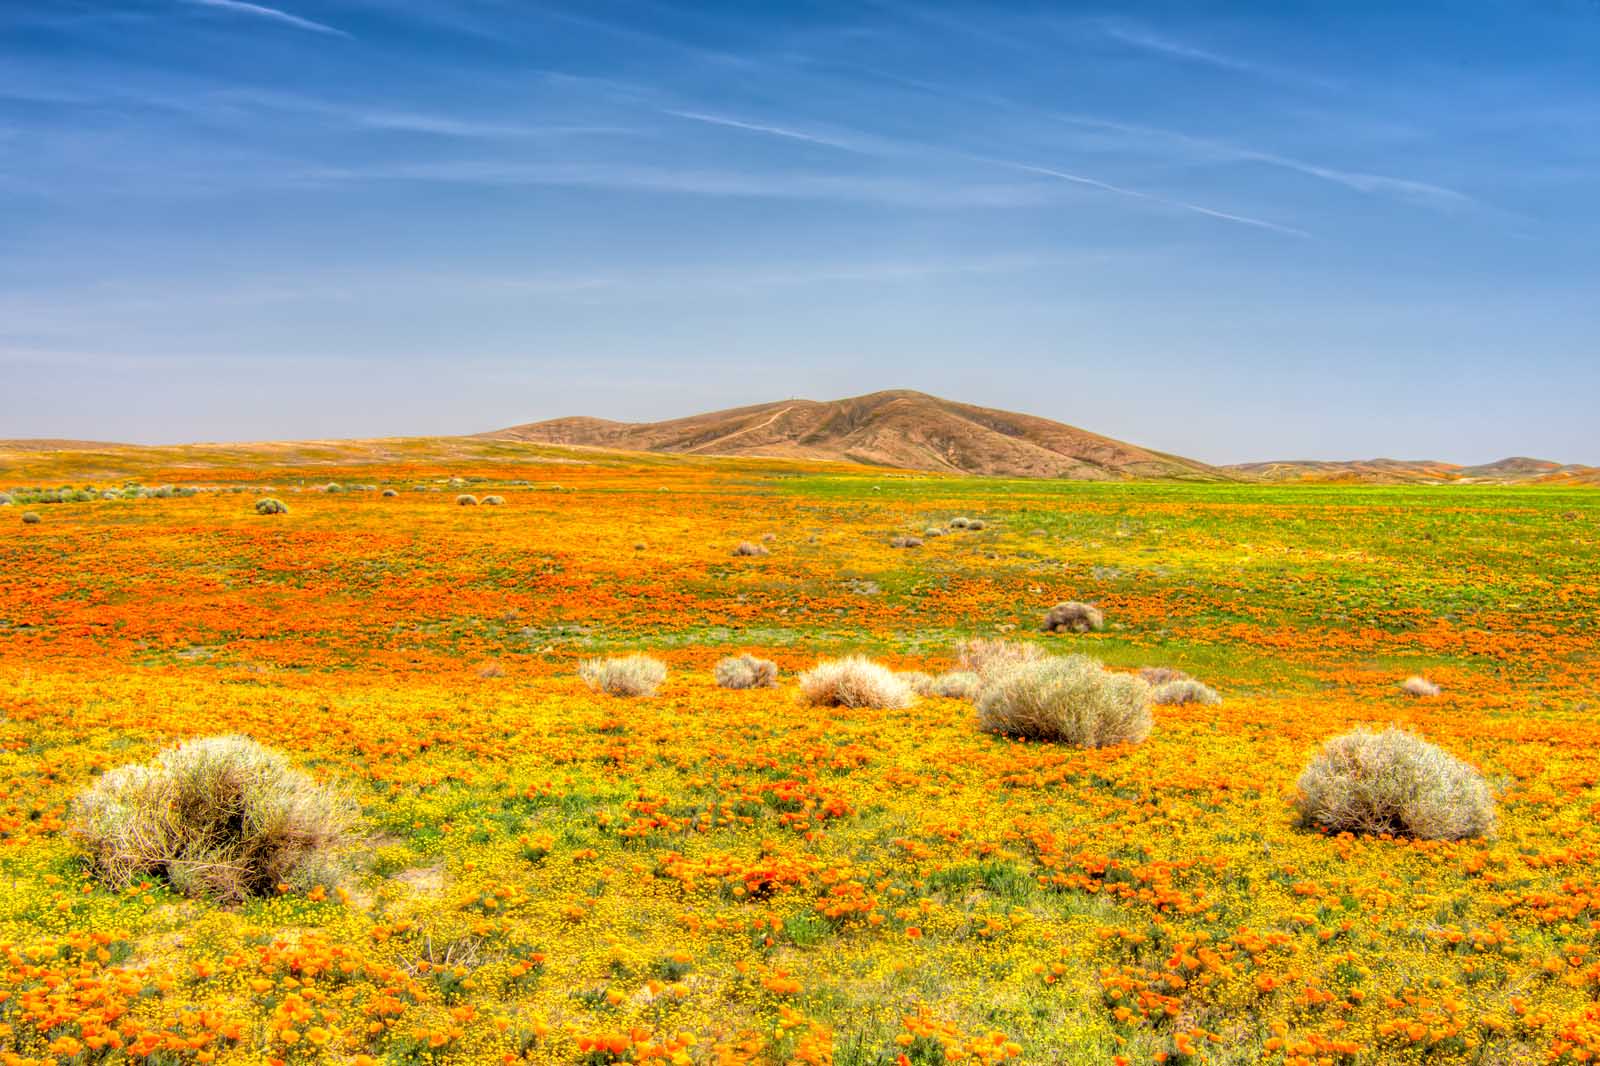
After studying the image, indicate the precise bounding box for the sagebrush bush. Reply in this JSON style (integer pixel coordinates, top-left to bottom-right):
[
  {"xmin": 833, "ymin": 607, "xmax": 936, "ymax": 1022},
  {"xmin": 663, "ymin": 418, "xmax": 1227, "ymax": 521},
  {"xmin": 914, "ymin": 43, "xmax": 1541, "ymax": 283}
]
[
  {"xmin": 966, "ymin": 519, "xmax": 986, "ymax": 531},
  {"xmin": 1151, "ymin": 679, "xmax": 1221, "ymax": 706},
  {"xmin": 21, "ymin": 511, "xmax": 41, "ymax": 525},
  {"xmin": 890, "ymin": 535, "xmax": 923, "ymax": 548},
  {"xmin": 71, "ymin": 735, "xmax": 352, "ymax": 900},
  {"xmin": 902, "ymin": 669, "xmax": 984, "ymax": 700},
  {"xmin": 580, "ymin": 654, "xmax": 667, "ymax": 697},
  {"xmin": 482, "ymin": 495, "xmax": 506, "ymax": 506},
  {"xmin": 456, "ymin": 494, "xmax": 479, "ymax": 506},
  {"xmin": 1295, "ymin": 727, "xmax": 1495, "ymax": 840},
  {"xmin": 949, "ymin": 517, "xmax": 971, "ymax": 529},
  {"xmin": 381, "ymin": 488, "xmax": 399, "ymax": 498},
  {"xmin": 1139, "ymin": 666, "xmax": 1189, "ymax": 685},
  {"xmin": 798, "ymin": 657, "xmax": 914, "ymax": 709},
  {"xmin": 1401, "ymin": 675, "xmax": 1441, "ymax": 697},
  {"xmin": 715, "ymin": 654, "xmax": 779, "ymax": 689},
  {"xmin": 1042, "ymin": 601, "xmax": 1104, "ymax": 634},
  {"xmin": 977, "ymin": 656, "xmax": 1152, "ymax": 747},
  {"xmin": 255, "ymin": 498, "xmax": 288, "ymax": 515},
  {"xmin": 956, "ymin": 638, "xmax": 1046, "ymax": 677},
  {"xmin": 732, "ymin": 541, "xmax": 769, "ymax": 557},
  {"xmin": 924, "ymin": 526, "xmax": 946, "ymax": 537}
]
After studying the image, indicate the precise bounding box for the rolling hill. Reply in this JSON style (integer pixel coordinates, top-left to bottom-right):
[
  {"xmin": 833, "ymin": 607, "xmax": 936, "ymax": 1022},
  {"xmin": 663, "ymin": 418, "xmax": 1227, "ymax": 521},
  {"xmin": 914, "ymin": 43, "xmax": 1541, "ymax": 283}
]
[
  {"xmin": 1227, "ymin": 457, "xmax": 1600, "ymax": 485},
  {"xmin": 485, "ymin": 389, "xmax": 1230, "ymax": 480}
]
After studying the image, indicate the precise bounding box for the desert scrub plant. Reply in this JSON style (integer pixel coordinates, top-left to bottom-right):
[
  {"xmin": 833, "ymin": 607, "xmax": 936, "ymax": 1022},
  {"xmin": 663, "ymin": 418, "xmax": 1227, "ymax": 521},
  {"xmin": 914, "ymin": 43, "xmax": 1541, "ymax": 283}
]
[
  {"xmin": 798, "ymin": 657, "xmax": 914, "ymax": 709},
  {"xmin": 21, "ymin": 511, "xmax": 41, "ymax": 524},
  {"xmin": 714, "ymin": 654, "xmax": 779, "ymax": 689},
  {"xmin": 1042, "ymin": 601, "xmax": 1104, "ymax": 634},
  {"xmin": 1139, "ymin": 666, "xmax": 1189, "ymax": 685},
  {"xmin": 71, "ymin": 735, "xmax": 353, "ymax": 900},
  {"xmin": 904, "ymin": 670, "xmax": 981, "ymax": 700},
  {"xmin": 1151, "ymin": 679, "xmax": 1221, "ymax": 706},
  {"xmin": 956, "ymin": 638, "xmax": 1046, "ymax": 678},
  {"xmin": 381, "ymin": 488, "xmax": 399, "ymax": 498},
  {"xmin": 456, "ymin": 494, "xmax": 479, "ymax": 506},
  {"xmin": 255, "ymin": 498, "xmax": 288, "ymax": 515},
  {"xmin": 1401, "ymin": 675, "xmax": 1442, "ymax": 697},
  {"xmin": 1295, "ymin": 727, "xmax": 1495, "ymax": 840},
  {"xmin": 732, "ymin": 541, "xmax": 769, "ymax": 557},
  {"xmin": 977, "ymin": 656, "xmax": 1152, "ymax": 747},
  {"xmin": 579, "ymin": 654, "xmax": 667, "ymax": 697},
  {"xmin": 931, "ymin": 671, "xmax": 981, "ymax": 700},
  {"xmin": 482, "ymin": 495, "xmax": 506, "ymax": 506},
  {"xmin": 890, "ymin": 535, "xmax": 923, "ymax": 548}
]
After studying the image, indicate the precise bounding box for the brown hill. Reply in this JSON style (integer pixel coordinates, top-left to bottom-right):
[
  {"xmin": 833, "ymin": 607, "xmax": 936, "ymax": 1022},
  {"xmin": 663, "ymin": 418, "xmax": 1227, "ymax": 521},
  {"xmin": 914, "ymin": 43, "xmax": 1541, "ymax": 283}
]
[
  {"xmin": 1227, "ymin": 457, "xmax": 1600, "ymax": 485},
  {"xmin": 485, "ymin": 390, "xmax": 1227, "ymax": 480}
]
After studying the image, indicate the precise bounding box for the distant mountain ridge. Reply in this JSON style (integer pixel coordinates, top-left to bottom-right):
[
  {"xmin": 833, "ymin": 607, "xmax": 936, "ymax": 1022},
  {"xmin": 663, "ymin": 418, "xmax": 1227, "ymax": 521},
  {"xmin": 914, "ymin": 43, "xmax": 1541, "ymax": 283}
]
[
  {"xmin": 1227, "ymin": 456, "xmax": 1600, "ymax": 485},
  {"xmin": 484, "ymin": 389, "xmax": 1230, "ymax": 481}
]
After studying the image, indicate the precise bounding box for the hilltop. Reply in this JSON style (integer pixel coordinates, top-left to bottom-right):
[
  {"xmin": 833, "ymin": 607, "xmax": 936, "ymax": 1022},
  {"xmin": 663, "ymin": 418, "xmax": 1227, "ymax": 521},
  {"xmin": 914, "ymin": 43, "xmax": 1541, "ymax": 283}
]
[{"xmin": 487, "ymin": 389, "xmax": 1227, "ymax": 481}]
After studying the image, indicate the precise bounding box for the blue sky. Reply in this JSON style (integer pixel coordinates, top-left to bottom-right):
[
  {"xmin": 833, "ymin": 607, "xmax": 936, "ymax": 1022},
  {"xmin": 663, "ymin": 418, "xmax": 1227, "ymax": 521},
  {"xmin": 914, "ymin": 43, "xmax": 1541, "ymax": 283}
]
[{"xmin": 3, "ymin": 1, "xmax": 1597, "ymax": 463}]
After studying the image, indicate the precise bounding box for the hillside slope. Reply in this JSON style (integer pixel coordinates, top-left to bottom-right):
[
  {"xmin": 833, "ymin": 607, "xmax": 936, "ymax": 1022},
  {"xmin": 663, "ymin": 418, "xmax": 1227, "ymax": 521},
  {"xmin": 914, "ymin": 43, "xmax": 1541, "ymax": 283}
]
[{"xmin": 486, "ymin": 390, "xmax": 1227, "ymax": 480}]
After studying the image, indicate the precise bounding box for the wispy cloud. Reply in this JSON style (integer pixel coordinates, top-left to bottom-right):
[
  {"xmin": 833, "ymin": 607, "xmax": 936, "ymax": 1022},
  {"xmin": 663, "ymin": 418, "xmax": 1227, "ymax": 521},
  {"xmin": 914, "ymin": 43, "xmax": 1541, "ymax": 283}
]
[
  {"xmin": 1095, "ymin": 19, "xmax": 1338, "ymax": 91},
  {"xmin": 304, "ymin": 160, "xmax": 1055, "ymax": 209},
  {"xmin": 661, "ymin": 109, "xmax": 873, "ymax": 153},
  {"xmin": 1045, "ymin": 113, "xmax": 1475, "ymax": 211},
  {"xmin": 182, "ymin": 0, "xmax": 350, "ymax": 38},
  {"xmin": 987, "ymin": 158, "xmax": 1310, "ymax": 238}
]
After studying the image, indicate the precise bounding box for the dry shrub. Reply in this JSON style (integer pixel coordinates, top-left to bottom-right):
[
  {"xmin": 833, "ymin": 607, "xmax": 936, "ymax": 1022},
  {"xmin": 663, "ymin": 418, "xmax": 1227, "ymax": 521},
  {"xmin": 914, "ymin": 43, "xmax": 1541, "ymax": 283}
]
[
  {"xmin": 1139, "ymin": 666, "xmax": 1189, "ymax": 685},
  {"xmin": 456, "ymin": 494, "xmax": 479, "ymax": 506},
  {"xmin": 930, "ymin": 671, "xmax": 981, "ymax": 700},
  {"xmin": 1294, "ymin": 727, "xmax": 1494, "ymax": 840},
  {"xmin": 1151, "ymin": 679, "xmax": 1221, "ymax": 706},
  {"xmin": 477, "ymin": 662, "xmax": 505, "ymax": 679},
  {"xmin": 255, "ymin": 498, "xmax": 288, "ymax": 515},
  {"xmin": 1042, "ymin": 601, "xmax": 1104, "ymax": 634},
  {"xmin": 955, "ymin": 638, "xmax": 1046, "ymax": 678},
  {"xmin": 967, "ymin": 519, "xmax": 986, "ymax": 531},
  {"xmin": 21, "ymin": 511, "xmax": 41, "ymax": 525},
  {"xmin": 949, "ymin": 517, "xmax": 971, "ymax": 529},
  {"xmin": 798, "ymin": 657, "xmax": 914, "ymax": 709},
  {"xmin": 580, "ymin": 654, "xmax": 667, "ymax": 697},
  {"xmin": 715, "ymin": 654, "xmax": 779, "ymax": 690},
  {"xmin": 977, "ymin": 656, "xmax": 1151, "ymax": 747},
  {"xmin": 924, "ymin": 527, "xmax": 946, "ymax": 537},
  {"xmin": 482, "ymin": 495, "xmax": 506, "ymax": 506},
  {"xmin": 71, "ymin": 735, "xmax": 352, "ymax": 901},
  {"xmin": 381, "ymin": 488, "xmax": 399, "ymax": 498},
  {"xmin": 732, "ymin": 542, "xmax": 769, "ymax": 557},
  {"xmin": 899, "ymin": 670, "xmax": 936, "ymax": 695},
  {"xmin": 890, "ymin": 535, "xmax": 923, "ymax": 548},
  {"xmin": 1401, "ymin": 676, "xmax": 1442, "ymax": 698}
]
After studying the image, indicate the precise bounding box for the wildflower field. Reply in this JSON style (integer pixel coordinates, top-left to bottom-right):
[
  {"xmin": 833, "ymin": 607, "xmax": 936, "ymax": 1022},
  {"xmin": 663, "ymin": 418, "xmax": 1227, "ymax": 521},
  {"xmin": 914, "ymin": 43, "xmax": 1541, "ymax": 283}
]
[{"xmin": 1, "ymin": 440, "xmax": 1598, "ymax": 1066}]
